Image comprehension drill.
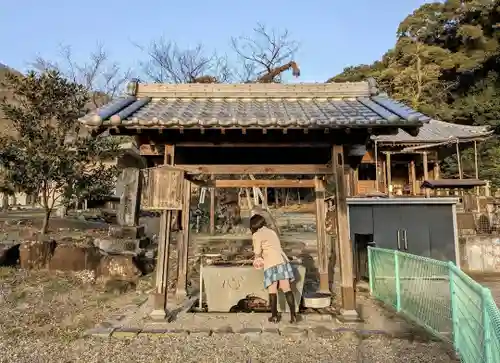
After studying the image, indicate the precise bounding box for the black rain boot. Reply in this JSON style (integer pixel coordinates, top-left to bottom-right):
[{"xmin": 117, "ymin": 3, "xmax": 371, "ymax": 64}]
[
  {"xmin": 268, "ymin": 293, "xmax": 280, "ymax": 323},
  {"xmin": 285, "ymin": 291, "xmax": 298, "ymax": 323}
]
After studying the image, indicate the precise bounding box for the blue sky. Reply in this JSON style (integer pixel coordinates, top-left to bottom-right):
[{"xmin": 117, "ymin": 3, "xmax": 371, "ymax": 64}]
[{"xmin": 1, "ymin": 0, "xmax": 430, "ymax": 82}]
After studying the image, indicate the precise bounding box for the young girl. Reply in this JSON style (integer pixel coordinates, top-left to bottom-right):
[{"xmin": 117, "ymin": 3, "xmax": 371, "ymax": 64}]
[{"xmin": 250, "ymin": 214, "xmax": 297, "ymax": 323}]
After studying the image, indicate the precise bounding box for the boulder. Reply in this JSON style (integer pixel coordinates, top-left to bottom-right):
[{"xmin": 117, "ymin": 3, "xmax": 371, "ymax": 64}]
[
  {"xmin": 0, "ymin": 243, "xmax": 20, "ymax": 266},
  {"xmin": 48, "ymin": 244, "xmax": 101, "ymax": 272},
  {"xmin": 94, "ymin": 238, "xmax": 138, "ymax": 254},
  {"xmin": 19, "ymin": 239, "xmax": 57, "ymax": 269},
  {"xmin": 98, "ymin": 255, "xmax": 141, "ymax": 281},
  {"xmin": 108, "ymin": 225, "xmax": 145, "ymax": 239}
]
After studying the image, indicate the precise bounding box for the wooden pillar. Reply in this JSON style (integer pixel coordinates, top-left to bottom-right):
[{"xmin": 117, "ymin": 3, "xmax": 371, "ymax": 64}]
[
  {"xmin": 456, "ymin": 141, "xmax": 463, "ymax": 179},
  {"xmin": 176, "ymin": 179, "xmax": 191, "ymax": 301},
  {"xmin": 116, "ymin": 167, "xmax": 141, "ymax": 227},
  {"xmin": 410, "ymin": 160, "xmax": 417, "ymax": 196},
  {"xmin": 423, "ymin": 152, "xmax": 430, "ymax": 198},
  {"xmin": 381, "ymin": 160, "xmax": 387, "ymax": 193},
  {"xmin": 152, "ymin": 210, "xmax": 172, "ymax": 318},
  {"xmin": 314, "ymin": 177, "xmax": 329, "ymax": 293},
  {"xmin": 209, "ymin": 175, "xmax": 215, "ymax": 235},
  {"xmin": 151, "ymin": 145, "xmax": 175, "ymax": 320},
  {"xmin": 474, "ymin": 141, "xmax": 479, "ymax": 179},
  {"xmin": 434, "ymin": 161, "xmax": 441, "ymax": 196},
  {"xmin": 374, "ymin": 141, "xmax": 379, "ymax": 191},
  {"xmin": 345, "ymin": 171, "xmax": 351, "ymax": 196},
  {"xmin": 433, "ymin": 162, "xmax": 440, "ymax": 179},
  {"xmin": 386, "ymin": 153, "xmax": 392, "ymax": 196},
  {"xmin": 332, "ymin": 146, "xmax": 357, "ymax": 317},
  {"xmin": 348, "ymin": 167, "xmax": 357, "ymax": 197}
]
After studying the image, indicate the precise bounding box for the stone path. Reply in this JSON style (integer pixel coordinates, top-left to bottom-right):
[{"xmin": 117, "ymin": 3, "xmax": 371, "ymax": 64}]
[
  {"xmin": 87, "ymin": 287, "xmax": 445, "ymax": 343},
  {"xmin": 80, "ymin": 289, "xmax": 458, "ymax": 362},
  {"xmin": 84, "ymin": 208, "xmax": 459, "ymax": 361}
]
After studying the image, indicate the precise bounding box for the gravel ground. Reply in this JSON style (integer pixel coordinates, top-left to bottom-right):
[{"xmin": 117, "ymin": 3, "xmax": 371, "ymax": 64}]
[
  {"xmin": 0, "ymin": 267, "xmax": 151, "ymax": 340},
  {"xmin": 0, "ymin": 211, "xmax": 459, "ymax": 363},
  {"xmin": 0, "ymin": 265, "xmax": 458, "ymax": 363},
  {"xmin": 0, "ymin": 334, "xmax": 457, "ymax": 363}
]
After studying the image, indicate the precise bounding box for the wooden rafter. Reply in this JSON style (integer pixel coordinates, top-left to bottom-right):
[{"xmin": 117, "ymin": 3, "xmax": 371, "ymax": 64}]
[{"xmin": 174, "ymin": 164, "xmax": 332, "ymax": 175}]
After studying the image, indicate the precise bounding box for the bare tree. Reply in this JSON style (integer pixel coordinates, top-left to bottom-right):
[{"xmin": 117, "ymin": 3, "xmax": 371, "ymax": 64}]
[
  {"xmin": 231, "ymin": 23, "xmax": 300, "ymax": 83},
  {"xmin": 33, "ymin": 44, "xmax": 132, "ymax": 108},
  {"xmin": 136, "ymin": 38, "xmax": 232, "ymax": 84}
]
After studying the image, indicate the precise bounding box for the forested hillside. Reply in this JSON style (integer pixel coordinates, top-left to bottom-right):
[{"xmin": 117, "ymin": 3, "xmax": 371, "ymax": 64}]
[{"xmin": 329, "ymin": 0, "xmax": 500, "ymax": 185}]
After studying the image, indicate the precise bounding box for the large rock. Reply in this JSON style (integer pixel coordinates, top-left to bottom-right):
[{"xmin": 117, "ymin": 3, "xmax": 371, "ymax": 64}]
[
  {"xmin": 0, "ymin": 243, "xmax": 20, "ymax": 266},
  {"xmin": 108, "ymin": 225, "xmax": 145, "ymax": 239},
  {"xmin": 98, "ymin": 255, "xmax": 142, "ymax": 281},
  {"xmin": 94, "ymin": 238, "xmax": 141, "ymax": 254},
  {"xmin": 48, "ymin": 244, "xmax": 101, "ymax": 272},
  {"xmin": 19, "ymin": 239, "xmax": 57, "ymax": 269}
]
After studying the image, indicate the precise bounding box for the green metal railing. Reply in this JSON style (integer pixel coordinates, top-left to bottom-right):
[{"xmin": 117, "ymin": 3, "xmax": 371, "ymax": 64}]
[{"xmin": 368, "ymin": 247, "xmax": 500, "ymax": 363}]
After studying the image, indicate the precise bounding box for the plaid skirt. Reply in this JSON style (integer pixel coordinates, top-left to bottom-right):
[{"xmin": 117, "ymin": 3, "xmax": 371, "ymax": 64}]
[{"xmin": 263, "ymin": 263, "xmax": 295, "ymax": 288}]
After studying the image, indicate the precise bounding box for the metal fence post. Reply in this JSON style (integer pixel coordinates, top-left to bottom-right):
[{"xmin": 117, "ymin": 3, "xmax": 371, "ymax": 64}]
[
  {"xmin": 482, "ymin": 288, "xmax": 492, "ymax": 363},
  {"xmin": 448, "ymin": 262, "xmax": 459, "ymax": 351},
  {"xmin": 368, "ymin": 247, "xmax": 374, "ymax": 295},
  {"xmin": 394, "ymin": 251, "xmax": 401, "ymax": 312}
]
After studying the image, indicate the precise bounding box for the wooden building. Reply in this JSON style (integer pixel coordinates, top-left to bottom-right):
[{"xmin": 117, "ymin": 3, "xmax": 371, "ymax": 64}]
[
  {"xmin": 354, "ymin": 120, "xmax": 492, "ymax": 196},
  {"xmin": 79, "ymin": 79, "xmax": 430, "ymax": 320}
]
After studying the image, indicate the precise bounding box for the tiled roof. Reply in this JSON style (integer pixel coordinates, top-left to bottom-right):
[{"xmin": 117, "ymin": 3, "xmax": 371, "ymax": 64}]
[
  {"xmin": 78, "ymin": 81, "xmax": 431, "ymax": 130},
  {"xmin": 373, "ymin": 120, "xmax": 492, "ymax": 144}
]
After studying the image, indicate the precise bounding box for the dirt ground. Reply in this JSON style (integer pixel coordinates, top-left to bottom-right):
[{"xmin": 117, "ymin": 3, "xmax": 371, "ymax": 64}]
[
  {"xmin": 464, "ymin": 271, "xmax": 500, "ymax": 306},
  {"xmin": 0, "ymin": 266, "xmax": 458, "ymax": 363},
  {"xmin": 0, "ymin": 209, "xmax": 460, "ymax": 362},
  {"xmin": 0, "ymin": 267, "xmax": 152, "ymax": 340}
]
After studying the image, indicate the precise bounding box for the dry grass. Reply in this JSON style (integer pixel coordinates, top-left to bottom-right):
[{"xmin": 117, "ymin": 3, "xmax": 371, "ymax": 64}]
[{"xmin": 0, "ymin": 267, "xmax": 151, "ymax": 342}]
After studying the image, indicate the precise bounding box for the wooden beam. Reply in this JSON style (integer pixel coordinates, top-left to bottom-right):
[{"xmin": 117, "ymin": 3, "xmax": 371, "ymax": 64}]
[
  {"xmin": 175, "ymin": 164, "xmax": 332, "ymax": 175},
  {"xmin": 165, "ymin": 145, "xmax": 175, "ymax": 165},
  {"xmin": 456, "ymin": 141, "xmax": 463, "ymax": 179},
  {"xmin": 433, "ymin": 162, "xmax": 440, "ymax": 180},
  {"xmin": 332, "ymin": 145, "xmax": 357, "ymax": 316},
  {"xmin": 152, "ymin": 210, "xmax": 172, "ymax": 319},
  {"xmin": 140, "ymin": 144, "xmax": 164, "ymax": 156},
  {"xmin": 386, "ymin": 153, "xmax": 392, "ymax": 197},
  {"xmin": 176, "ymin": 179, "xmax": 191, "ymax": 301},
  {"xmin": 410, "ymin": 160, "xmax": 417, "ymax": 196},
  {"xmin": 381, "ymin": 159, "xmax": 387, "ymax": 193},
  {"xmin": 174, "ymin": 142, "xmax": 331, "ymax": 148},
  {"xmin": 423, "ymin": 152, "xmax": 430, "ymax": 198},
  {"xmin": 209, "ymin": 175, "xmax": 215, "ymax": 235},
  {"xmin": 151, "ymin": 144, "xmax": 175, "ymax": 320},
  {"xmin": 314, "ymin": 177, "xmax": 329, "ymax": 292},
  {"xmin": 212, "ymin": 179, "xmax": 316, "ymax": 188}
]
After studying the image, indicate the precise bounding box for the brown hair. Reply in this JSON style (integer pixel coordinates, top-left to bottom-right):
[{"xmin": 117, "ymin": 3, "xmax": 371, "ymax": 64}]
[{"xmin": 250, "ymin": 214, "xmax": 267, "ymax": 234}]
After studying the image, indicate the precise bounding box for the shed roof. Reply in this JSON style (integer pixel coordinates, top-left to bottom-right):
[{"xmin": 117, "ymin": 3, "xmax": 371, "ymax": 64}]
[
  {"xmin": 78, "ymin": 81, "xmax": 430, "ymax": 131},
  {"xmin": 373, "ymin": 119, "xmax": 492, "ymax": 145},
  {"xmin": 421, "ymin": 179, "xmax": 487, "ymax": 189}
]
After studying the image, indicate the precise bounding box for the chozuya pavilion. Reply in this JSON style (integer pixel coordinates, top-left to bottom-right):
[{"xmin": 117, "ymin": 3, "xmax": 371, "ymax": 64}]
[{"xmin": 79, "ymin": 78, "xmax": 431, "ymax": 320}]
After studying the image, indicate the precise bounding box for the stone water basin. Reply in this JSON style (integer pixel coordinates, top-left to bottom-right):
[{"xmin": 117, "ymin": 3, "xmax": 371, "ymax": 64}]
[{"xmin": 202, "ymin": 263, "xmax": 306, "ymax": 313}]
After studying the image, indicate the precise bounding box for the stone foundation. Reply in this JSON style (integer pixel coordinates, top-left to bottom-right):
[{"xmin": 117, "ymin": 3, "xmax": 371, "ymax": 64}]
[{"xmin": 460, "ymin": 234, "xmax": 500, "ymax": 272}]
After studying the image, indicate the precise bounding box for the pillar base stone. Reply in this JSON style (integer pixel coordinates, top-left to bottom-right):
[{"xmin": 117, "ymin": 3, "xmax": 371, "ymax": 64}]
[
  {"xmin": 337, "ymin": 309, "xmax": 361, "ymax": 322},
  {"xmin": 150, "ymin": 309, "xmax": 167, "ymax": 321}
]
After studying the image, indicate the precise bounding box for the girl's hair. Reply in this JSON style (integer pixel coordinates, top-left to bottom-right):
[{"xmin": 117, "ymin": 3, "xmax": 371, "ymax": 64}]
[{"xmin": 249, "ymin": 214, "xmax": 267, "ymax": 234}]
